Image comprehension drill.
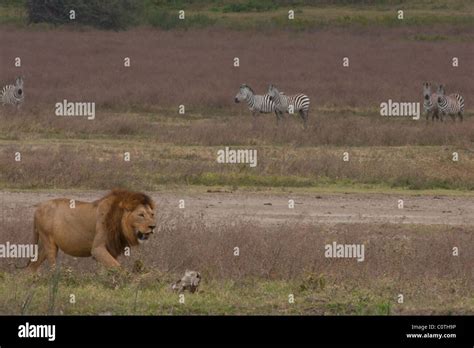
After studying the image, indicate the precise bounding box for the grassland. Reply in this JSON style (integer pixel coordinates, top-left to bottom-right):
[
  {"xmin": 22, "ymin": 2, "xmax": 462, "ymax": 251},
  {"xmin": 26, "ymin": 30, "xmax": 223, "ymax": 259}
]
[
  {"xmin": 2, "ymin": 271, "xmax": 472, "ymax": 315},
  {"xmin": 1, "ymin": 107, "xmax": 473, "ymax": 191},
  {"xmin": 0, "ymin": 26, "xmax": 473, "ymax": 191},
  {"xmin": 1, "ymin": 221, "xmax": 473, "ymax": 315}
]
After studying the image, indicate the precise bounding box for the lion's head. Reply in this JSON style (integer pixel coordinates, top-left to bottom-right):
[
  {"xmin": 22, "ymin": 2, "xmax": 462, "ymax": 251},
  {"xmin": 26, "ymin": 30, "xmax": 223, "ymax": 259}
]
[{"xmin": 102, "ymin": 189, "xmax": 156, "ymax": 257}]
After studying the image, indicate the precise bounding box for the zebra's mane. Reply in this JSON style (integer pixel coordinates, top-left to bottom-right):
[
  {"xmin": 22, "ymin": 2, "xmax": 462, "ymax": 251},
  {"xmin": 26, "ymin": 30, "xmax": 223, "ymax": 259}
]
[
  {"xmin": 270, "ymin": 84, "xmax": 280, "ymax": 94},
  {"xmin": 241, "ymin": 84, "xmax": 254, "ymax": 94}
]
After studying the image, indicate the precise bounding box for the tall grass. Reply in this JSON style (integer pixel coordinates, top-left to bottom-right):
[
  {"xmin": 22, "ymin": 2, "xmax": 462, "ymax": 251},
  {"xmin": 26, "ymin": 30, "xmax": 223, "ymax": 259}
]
[
  {"xmin": 1, "ymin": 214, "xmax": 473, "ymax": 282},
  {"xmin": 48, "ymin": 266, "xmax": 61, "ymax": 314},
  {"xmin": 0, "ymin": 139, "xmax": 473, "ymax": 191},
  {"xmin": 1, "ymin": 204, "xmax": 472, "ymax": 314},
  {"xmin": 20, "ymin": 288, "xmax": 35, "ymax": 315}
]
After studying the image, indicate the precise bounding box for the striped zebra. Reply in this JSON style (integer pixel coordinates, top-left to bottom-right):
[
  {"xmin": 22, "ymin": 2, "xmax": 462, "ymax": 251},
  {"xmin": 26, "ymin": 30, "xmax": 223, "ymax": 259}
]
[
  {"xmin": 234, "ymin": 84, "xmax": 282, "ymax": 123},
  {"xmin": 437, "ymin": 84, "xmax": 464, "ymax": 122},
  {"xmin": 267, "ymin": 84, "xmax": 310, "ymax": 128},
  {"xmin": 1, "ymin": 76, "xmax": 24, "ymax": 110},
  {"xmin": 422, "ymin": 82, "xmax": 440, "ymax": 121}
]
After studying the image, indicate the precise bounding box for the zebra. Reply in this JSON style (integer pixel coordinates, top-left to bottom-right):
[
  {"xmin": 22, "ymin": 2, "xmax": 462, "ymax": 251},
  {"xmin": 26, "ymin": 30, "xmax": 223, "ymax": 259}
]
[
  {"xmin": 1, "ymin": 76, "xmax": 24, "ymax": 110},
  {"xmin": 437, "ymin": 84, "xmax": 464, "ymax": 122},
  {"xmin": 422, "ymin": 82, "xmax": 440, "ymax": 121},
  {"xmin": 267, "ymin": 84, "xmax": 310, "ymax": 128},
  {"xmin": 234, "ymin": 84, "xmax": 282, "ymax": 124}
]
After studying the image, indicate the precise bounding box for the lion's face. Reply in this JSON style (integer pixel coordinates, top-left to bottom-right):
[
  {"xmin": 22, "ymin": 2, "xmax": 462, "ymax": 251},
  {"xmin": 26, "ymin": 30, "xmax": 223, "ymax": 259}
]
[{"xmin": 122, "ymin": 204, "xmax": 156, "ymax": 245}]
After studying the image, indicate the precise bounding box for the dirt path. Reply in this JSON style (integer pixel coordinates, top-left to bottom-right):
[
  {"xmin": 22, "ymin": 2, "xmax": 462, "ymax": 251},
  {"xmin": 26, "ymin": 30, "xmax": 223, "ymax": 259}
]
[{"xmin": 1, "ymin": 190, "xmax": 473, "ymax": 226}]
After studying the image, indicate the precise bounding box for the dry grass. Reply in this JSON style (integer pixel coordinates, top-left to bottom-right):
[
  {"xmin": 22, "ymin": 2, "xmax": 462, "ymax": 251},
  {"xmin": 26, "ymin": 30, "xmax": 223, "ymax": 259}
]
[
  {"xmin": 2, "ymin": 109, "xmax": 474, "ymax": 147},
  {"xmin": 1, "ymin": 212, "xmax": 472, "ymax": 282},
  {"xmin": 0, "ymin": 26, "xmax": 472, "ymax": 191},
  {"xmin": 0, "ymin": 140, "xmax": 473, "ymax": 190},
  {"xmin": 0, "ymin": 213, "xmax": 472, "ymax": 315}
]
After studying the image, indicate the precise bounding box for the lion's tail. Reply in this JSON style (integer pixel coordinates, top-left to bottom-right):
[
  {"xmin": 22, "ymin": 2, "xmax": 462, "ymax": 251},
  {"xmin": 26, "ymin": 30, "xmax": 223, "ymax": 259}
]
[{"xmin": 15, "ymin": 217, "xmax": 39, "ymax": 270}]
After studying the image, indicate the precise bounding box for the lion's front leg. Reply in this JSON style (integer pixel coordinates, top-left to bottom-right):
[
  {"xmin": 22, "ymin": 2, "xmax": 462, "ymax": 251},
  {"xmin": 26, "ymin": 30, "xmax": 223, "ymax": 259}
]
[
  {"xmin": 91, "ymin": 245, "xmax": 120, "ymax": 268},
  {"xmin": 92, "ymin": 219, "xmax": 121, "ymax": 268}
]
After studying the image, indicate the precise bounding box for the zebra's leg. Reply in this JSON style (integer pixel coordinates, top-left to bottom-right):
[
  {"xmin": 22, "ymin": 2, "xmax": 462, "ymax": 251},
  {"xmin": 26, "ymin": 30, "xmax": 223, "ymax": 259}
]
[
  {"xmin": 251, "ymin": 111, "xmax": 257, "ymax": 129},
  {"xmin": 458, "ymin": 112, "xmax": 463, "ymax": 122},
  {"xmin": 450, "ymin": 114, "xmax": 455, "ymax": 122},
  {"xmin": 299, "ymin": 109, "xmax": 308, "ymax": 129},
  {"xmin": 16, "ymin": 103, "xmax": 23, "ymax": 115},
  {"xmin": 298, "ymin": 109, "xmax": 304, "ymax": 121},
  {"xmin": 275, "ymin": 110, "xmax": 283, "ymax": 125}
]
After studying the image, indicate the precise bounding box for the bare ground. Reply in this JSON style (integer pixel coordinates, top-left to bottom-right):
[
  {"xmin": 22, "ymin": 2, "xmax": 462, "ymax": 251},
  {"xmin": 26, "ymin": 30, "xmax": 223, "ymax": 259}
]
[{"xmin": 1, "ymin": 190, "xmax": 473, "ymax": 226}]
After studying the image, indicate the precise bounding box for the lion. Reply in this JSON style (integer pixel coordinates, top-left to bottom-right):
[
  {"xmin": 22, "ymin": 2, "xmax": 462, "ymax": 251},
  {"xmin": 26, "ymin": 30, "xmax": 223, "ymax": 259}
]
[{"xmin": 28, "ymin": 189, "xmax": 156, "ymax": 271}]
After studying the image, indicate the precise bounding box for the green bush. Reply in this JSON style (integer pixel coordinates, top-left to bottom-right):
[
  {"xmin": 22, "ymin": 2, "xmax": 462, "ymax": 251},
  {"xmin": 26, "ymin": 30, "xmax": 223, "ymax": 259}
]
[{"xmin": 26, "ymin": 0, "xmax": 142, "ymax": 30}]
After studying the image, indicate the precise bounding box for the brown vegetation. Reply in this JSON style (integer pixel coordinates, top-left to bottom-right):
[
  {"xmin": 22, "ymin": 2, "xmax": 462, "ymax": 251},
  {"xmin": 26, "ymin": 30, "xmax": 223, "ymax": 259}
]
[
  {"xmin": 0, "ymin": 139, "xmax": 473, "ymax": 190},
  {"xmin": 0, "ymin": 26, "xmax": 472, "ymax": 111},
  {"xmin": 1, "ymin": 211, "xmax": 472, "ymax": 285},
  {"xmin": 0, "ymin": 26, "xmax": 472, "ymax": 191}
]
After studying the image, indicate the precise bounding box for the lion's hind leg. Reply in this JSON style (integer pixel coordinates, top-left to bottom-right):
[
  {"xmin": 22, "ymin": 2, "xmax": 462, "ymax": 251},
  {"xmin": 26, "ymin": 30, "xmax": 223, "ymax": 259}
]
[
  {"xmin": 28, "ymin": 234, "xmax": 58, "ymax": 272},
  {"xmin": 44, "ymin": 237, "xmax": 59, "ymax": 269},
  {"xmin": 28, "ymin": 218, "xmax": 46, "ymax": 272},
  {"xmin": 28, "ymin": 241, "xmax": 47, "ymax": 272}
]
